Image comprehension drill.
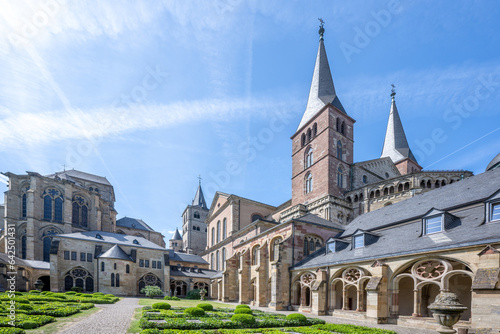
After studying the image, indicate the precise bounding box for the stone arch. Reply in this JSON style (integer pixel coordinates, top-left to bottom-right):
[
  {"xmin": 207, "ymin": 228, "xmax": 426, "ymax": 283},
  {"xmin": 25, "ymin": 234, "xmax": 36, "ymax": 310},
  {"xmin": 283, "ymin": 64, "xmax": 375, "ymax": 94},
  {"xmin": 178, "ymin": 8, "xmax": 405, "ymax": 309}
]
[
  {"xmin": 64, "ymin": 267, "xmax": 94, "ymax": 292},
  {"xmin": 269, "ymin": 235, "xmax": 283, "ymax": 262},
  {"xmin": 138, "ymin": 273, "xmax": 162, "ymax": 295}
]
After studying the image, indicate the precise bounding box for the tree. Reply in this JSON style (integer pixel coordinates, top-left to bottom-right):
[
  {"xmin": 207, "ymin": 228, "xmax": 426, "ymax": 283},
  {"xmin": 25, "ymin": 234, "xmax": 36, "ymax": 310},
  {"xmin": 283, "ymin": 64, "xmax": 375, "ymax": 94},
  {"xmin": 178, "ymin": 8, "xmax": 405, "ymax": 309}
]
[{"xmin": 140, "ymin": 285, "xmax": 163, "ymax": 298}]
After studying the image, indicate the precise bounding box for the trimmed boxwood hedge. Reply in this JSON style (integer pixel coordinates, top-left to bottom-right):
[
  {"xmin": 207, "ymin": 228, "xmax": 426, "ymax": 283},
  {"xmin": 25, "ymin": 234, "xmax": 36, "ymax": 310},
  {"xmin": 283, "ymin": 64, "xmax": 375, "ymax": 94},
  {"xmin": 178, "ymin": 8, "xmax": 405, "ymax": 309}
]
[
  {"xmin": 163, "ymin": 296, "xmax": 180, "ymax": 301},
  {"xmin": 196, "ymin": 303, "xmax": 213, "ymax": 311},
  {"xmin": 152, "ymin": 303, "xmax": 171, "ymax": 310},
  {"xmin": 231, "ymin": 314, "xmax": 255, "ymax": 325},
  {"xmin": 0, "ymin": 328, "xmax": 26, "ymax": 334},
  {"xmin": 235, "ymin": 305, "xmax": 250, "ymax": 309},
  {"xmin": 234, "ymin": 308, "xmax": 252, "ymax": 315},
  {"xmin": 285, "ymin": 313, "xmax": 307, "ymax": 323},
  {"xmin": 183, "ymin": 307, "xmax": 205, "ymax": 317}
]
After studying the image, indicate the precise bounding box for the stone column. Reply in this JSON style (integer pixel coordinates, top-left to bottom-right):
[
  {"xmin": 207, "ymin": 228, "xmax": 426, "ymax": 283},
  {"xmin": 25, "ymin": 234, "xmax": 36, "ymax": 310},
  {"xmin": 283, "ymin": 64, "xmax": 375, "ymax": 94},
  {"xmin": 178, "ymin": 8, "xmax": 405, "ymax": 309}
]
[
  {"xmin": 390, "ymin": 290, "xmax": 399, "ymax": 316},
  {"xmin": 356, "ymin": 287, "xmax": 364, "ymax": 312},
  {"xmin": 257, "ymin": 243, "xmax": 268, "ymax": 307},
  {"xmin": 300, "ymin": 286, "xmax": 307, "ymax": 306},
  {"xmin": 342, "ymin": 288, "xmax": 349, "ymax": 310},
  {"xmin": 412, "ymin": 289, "xmax": 421, "ymax": 317},
  {"xmin": 238, "ymin": 251, "xmax": 250, "ymax": 304}
]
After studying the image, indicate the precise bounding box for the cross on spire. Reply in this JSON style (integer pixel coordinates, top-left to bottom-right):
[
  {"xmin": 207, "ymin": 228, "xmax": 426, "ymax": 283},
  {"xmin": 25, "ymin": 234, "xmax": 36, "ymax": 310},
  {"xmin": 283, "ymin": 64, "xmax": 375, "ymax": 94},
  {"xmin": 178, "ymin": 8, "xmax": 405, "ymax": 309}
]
[
  {"xmin": 197, "ymin": 175, "xmax": 202, "ymax": 185},
  {"xmin": 391, "ymin": 84, "xmax": 396, "ymax": 99},
  {"xmin": 318, "ymin": 18, "xmax": 325, "ymax": 40}
]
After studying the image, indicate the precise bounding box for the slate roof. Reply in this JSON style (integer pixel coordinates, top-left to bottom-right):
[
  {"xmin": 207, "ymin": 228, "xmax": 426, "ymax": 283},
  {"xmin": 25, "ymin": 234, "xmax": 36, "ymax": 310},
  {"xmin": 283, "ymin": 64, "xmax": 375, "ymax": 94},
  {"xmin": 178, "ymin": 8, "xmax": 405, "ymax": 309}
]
[
  {"xmin": 170, "ymin": 228, "xmax": 182, "ymax": 241},
  {"xmin": 486, "ymin": 152, "xmax": 500, "ymax": 171},
  {"xmin": 293, "ymin": 168, "xmax": 500, "ymax": 270},
  {"xmin": 0, "ymin": 253, "xmax": 50, "ymax": 270},
  {"xmin": 98, "ymin": 244, "xmax": 132, "ymax": 261},
  {"xmin": 297, "ymin": 35, "xmax": 346, "ymax": 131},
  {"xmin": 170, "ymin": 251, "xmax": 208, "ymax": 265},
  {"xmin": 294, "ymin": 213, "xmax": 344, "ymax": 231},
  {"xmin": 170, "ymin": 267, "xmax": 220, "ymax": 279},
  {"xmin": 380, "ymin": 96, "xmax": 417, "ymax": 164},
  {"xmin": 56, "ymin": 231, "xmax": 166, "ymax": 250},
  {"xmin": 192, "ymin": 183, "xmax": 208, "ymax": 209},
  {"xmin": 47, "ymin": 169, "xmax": 111, "ymax": 186},
  {"xmin": 116, "ymin": 217, "xmax": 154, "ymax": 232}
]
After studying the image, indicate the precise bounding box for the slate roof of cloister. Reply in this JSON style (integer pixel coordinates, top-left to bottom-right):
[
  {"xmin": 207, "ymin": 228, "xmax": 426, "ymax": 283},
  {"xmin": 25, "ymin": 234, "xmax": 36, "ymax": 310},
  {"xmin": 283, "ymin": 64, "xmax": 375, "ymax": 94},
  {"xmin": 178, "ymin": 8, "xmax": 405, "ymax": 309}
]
[
  {"xmin": 116, "ymin": 217, "xmax": 155, "ymax": 232},
  {"xmin": 169, "ymin": 251, "xmax": 208, "ymax": 265},
  {"xmin": 57, "ymin": 231, "xmax": 166, "ymax": 251},
  {"xmin": 293, "ymin": 167, "xmax": 500, "ymax": 270}
]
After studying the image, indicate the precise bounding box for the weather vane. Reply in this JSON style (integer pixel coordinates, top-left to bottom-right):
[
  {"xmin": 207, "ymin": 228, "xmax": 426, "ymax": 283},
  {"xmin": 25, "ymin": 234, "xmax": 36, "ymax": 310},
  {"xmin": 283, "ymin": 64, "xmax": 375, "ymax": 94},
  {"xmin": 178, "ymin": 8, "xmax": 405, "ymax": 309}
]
[
  {"xmin": 391, "ymin": 84, "xmax": 396, "ymax": 99},
  {"xmin": 318, "ymin": 18, "xmax": 325, "ymax": 39},
  {"xmin": 197, "ymin": 175, "xmax": 202, "ymax": 185}
]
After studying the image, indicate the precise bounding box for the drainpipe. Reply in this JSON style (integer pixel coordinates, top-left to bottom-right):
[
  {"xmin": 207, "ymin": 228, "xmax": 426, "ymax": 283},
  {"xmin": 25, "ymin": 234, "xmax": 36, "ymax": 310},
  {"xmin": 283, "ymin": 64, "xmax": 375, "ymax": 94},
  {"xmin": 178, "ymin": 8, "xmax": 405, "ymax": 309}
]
[{"xmin": 325, "ymin": 266, "xmax": 330, "ymax": 314}]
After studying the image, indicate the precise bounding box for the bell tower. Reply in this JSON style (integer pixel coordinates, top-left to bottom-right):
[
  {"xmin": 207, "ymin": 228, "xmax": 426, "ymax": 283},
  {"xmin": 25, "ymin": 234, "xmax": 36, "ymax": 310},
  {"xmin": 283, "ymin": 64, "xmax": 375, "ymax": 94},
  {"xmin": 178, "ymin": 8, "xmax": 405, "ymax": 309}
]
[{"xmin": 291, "ymin": 21, "xmax": 356, "ymax": 206}]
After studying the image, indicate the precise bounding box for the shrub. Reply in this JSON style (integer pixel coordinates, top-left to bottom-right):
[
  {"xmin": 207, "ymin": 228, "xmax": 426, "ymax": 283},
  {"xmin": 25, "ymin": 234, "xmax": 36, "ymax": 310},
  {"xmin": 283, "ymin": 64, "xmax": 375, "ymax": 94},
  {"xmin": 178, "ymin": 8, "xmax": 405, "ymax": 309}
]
[
  {"xmin": 20, "ymin": 321, "xmax": 38, "ymax": 329},
  {"xmin": 196, "ymin": 303, "xmax": 213, "ymax": 311},
  {"xmin": 92, "ymin": 292, "xmax": 104, "ymax": 297},
  {"xmin": 28, "ymin": 290, "xmax": 41, "ymax": 294},
  {"xmin": 186, "ymin": 289, "xmax": 201, "ymax": 300},
  {"xmin": 235, "ymin": 304, "xmax": 251, "ymax": 309},
  {"xmin": 183, "ymin": 307, "xmax": 205, "ymax": 317},
  {"xmin": 14, "ymin": 298, "xmax": 30, "ymax": 304},
  {"xmin": 142, "ymin": 306, "xmax": 152, "ymax": 310},
  {"xmin": 104, "ymin": 294, "xmax": 114, "ymax": 298},
  {"xmin": 231, "ymin": 313, "xmax": 256, "ymax": 325},
  {"xmin": 234, "ymin": 308, "xmax": 252, "ymax": 315},
  {"xmin": 152, "ymin": 302, "xmax": 171, "ymax": 310},
  {"xmin": 141, "ymin": 286, "xmax": 163, "ymax": 298},
  {"xmin": 70, "ymin": 287, "xmax": 83, "ymax": 293},
  {"xmin": 16, "ymin": 304, "xmax": 33, "ymax": 311},
  {"xmin": 163, "ymin": 296, "xmax": 180, "ymax": 301},
  {"xmin": 286, "ymin": 313, "xmax": 307, "ymax": 323},
  {"xmin": 0, "ymin": 328, "xmax": 26, "ymax": 334},
  {"xmin": 65, "ymin": 291, "xmax": 77, "ymax": 295},
  {"xmin": 75, "ymin": 293, "xmax": 82, "ymax": 296}
]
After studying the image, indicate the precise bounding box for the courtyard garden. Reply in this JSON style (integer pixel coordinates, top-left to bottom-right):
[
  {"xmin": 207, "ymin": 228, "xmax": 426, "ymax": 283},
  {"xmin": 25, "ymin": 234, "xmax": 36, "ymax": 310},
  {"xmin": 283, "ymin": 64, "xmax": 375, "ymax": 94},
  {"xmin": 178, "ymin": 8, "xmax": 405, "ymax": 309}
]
[
  {"xmin": 0, "ymin": 290, "xmax": 119, "ymax": 334},
  {"xmin": 133, "ymin": 299, "xmax": 397, "ymax": 334}
]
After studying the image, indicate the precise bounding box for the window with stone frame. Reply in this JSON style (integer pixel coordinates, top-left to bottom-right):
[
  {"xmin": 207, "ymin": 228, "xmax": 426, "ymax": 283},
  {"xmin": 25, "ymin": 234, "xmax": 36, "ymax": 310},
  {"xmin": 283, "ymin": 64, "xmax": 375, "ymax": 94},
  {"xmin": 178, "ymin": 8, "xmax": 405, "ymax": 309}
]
[
  {"xmin": 139, "ymin": 259, "xmax": 144, "ymax": 267},
  {"xmin": 353, "ymin": 234, "xmax": 364, "ymax": 248},
  {"xmin": 337, "ymin": 167, "xmax": 343, "ymax": 188},
  {"xmin": 42, "ymin": 188, "xmax": 63, "ymax": 222},
  {"xmin": 251, "ymin": 246, "xmax": 259, "ymax": 266},
  {"xmin": 223, "ymin": 218, "xmax": 227, "ymax": 239},
  {"xmin": 491, "ymin": 202, "xmax": 500, "ymax": 221},
  {"xmin": 87, "ymin": 253, "xmax": 92, "ymax": 262},
  {"xmin": 64, "ymin": 251, "xmax": 70, "ymax": 260},
  {"xmin": 152, "ymin": 260, "xmax": 157, "ymax": 269},
  {"xmin": 305, "ymin": 147, "xmax": 313, "ymax": 168},
  {"xmin": 71, "ymin": 251, "xmax": 77, "ymax": 261},
  {"xmin": 305, "ymin": 173, "xmax": 313, "ymax": 194},
  {"xmin": 80, "ymin": 253, "xmax": 86, "ymax": 261},
  {"xmin": 72, "ymin": 195, "xmax": 89, "ymax": 228},
  {"xmin": 337, "ymin": 140, "xmax": 342, "ymax": 160},
  {"xmin": 145, "ymin": 260, "xmax": 150, "ymax": 268}
]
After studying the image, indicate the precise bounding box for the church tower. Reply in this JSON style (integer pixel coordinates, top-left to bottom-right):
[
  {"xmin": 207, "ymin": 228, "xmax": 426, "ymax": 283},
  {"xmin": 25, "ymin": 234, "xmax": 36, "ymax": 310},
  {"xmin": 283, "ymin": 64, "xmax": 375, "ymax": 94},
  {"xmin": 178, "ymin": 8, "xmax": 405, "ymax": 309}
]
[
  {"xmin": 181, "ymin": 180, "xmax": 209, "ymax": 255},
  {"xmin": 169, "ymin": 228, "xmax": 183, "ymax": 252},
  {"xmin": 291, "ymin": 22, "xmax": 356, "ymax": 206},
  {"xmin": 380, "ymin": 87, "xmax": 422, "ymax": 175}
]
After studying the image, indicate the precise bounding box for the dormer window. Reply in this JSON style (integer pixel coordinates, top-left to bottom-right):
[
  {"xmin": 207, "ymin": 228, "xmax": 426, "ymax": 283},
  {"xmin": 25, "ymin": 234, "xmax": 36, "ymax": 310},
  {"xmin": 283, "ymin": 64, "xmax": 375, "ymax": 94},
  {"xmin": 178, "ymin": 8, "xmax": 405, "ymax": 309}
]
[
  {"xmin": 354, "ymin": 235, "xmax": 364, "ymax": 249},
  {"xmin": 425, "ymin": 215, "xmax": 443, "ymax": 234},
  {"xmin": 327, "ymin": 241, "xmax": 336, "ymax": 253},
  {"xmin": 491, "ymin": 203, "xmax": 500, "ymax": 221}
]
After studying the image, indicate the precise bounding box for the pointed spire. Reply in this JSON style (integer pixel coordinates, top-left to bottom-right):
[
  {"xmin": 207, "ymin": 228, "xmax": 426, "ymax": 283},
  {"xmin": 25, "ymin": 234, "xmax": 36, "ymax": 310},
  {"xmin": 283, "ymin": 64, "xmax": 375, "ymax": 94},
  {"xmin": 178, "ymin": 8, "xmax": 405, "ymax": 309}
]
[
  {"xmin": 381, "ymin": 86, "xmax": 418, "ymax": 164},
  {"xmin": 171, "ymin": 228, "xmax": 182, "ymax": 241},
  {"xmin": 297, "ymin": 21, "xmax": 346, "ymax": 131},
  {"xmin": 192, "ymin": 177, "xmax": 208, "ymax": 209}
]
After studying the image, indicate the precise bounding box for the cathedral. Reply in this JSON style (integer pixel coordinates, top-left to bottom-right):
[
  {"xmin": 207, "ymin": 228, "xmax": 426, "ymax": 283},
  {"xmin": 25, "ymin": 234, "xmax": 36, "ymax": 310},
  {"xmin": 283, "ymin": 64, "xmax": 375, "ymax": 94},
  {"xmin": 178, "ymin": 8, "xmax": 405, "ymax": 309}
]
[{"xmin": 1, "ymin": 24, "xmax": 500, "ymax": 333}]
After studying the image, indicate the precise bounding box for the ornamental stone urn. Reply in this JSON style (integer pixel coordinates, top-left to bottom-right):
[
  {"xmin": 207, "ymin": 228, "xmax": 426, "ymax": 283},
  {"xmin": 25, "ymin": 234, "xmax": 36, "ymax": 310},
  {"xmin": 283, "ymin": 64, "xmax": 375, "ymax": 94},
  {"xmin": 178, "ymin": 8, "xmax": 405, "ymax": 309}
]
[
  {"xmin": 428, "ymin": 292, "xmax": 467, "ymax": 334},
  {"xmin": 200, "ymin": 289, "xmax": 206, "ymax": 301},
  {"xmin": 33, "ymin": 279, "xmax": 44, "ymax": 292}
]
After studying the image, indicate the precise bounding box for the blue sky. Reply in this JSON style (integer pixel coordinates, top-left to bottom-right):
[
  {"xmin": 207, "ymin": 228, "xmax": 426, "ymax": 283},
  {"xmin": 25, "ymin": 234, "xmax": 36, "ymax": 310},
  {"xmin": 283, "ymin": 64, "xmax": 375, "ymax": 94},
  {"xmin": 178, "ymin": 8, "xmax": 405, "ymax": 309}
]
[{"xmin": 1, "ymin": 1, "xmax": 500, "ymax": 241}]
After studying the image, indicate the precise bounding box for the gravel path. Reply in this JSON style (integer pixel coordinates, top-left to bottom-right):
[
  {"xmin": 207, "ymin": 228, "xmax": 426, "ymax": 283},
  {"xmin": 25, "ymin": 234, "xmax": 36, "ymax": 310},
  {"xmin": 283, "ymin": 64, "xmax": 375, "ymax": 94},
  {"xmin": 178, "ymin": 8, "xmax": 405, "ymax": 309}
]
[{"xmin": 58, "ymin": 297, "xmax": 140, "ymax": 334}]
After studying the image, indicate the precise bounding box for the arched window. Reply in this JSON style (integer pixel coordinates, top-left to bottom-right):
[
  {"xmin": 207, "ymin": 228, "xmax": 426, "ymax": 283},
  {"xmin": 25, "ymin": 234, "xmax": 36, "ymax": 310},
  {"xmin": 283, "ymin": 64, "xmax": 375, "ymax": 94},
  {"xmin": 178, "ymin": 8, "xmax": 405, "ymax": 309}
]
[
  {"xmin": 126, "ymin": 264, "xmax": 130, "ymax": 274},
  {"xmin": 42, "ymin": 188, "xmax": 63, "ymax": 222},
  {"xmin": 111, "ymin": 273, "xmax": 115, "ymax": 287},
  {"xmin": 384, "ymin": 188, "xmax": 389, "ymax": 195},
  {"xmin": 223, "ymin": 218, "xmax": 227, "ymax": 239},
  {"xmin": 304, "ymin": 238, "xmax": 309, "ymax": 256},
  {"xmin": 362, "ymin": 175, "xmax": 368, "ymax": 184},
  {"xmin": 42, "ymin": 229, "xmax": 59, "ymax": 262},
  {"xmin": 398, "ymin": 184, "xmax": 403, "ymax": 192},
  {"xmin": 194, "ymin": 211, "xmax": 200, "ymax": 219},
  {"xmin": 336, "ymin": 118, "xmax": 340, "ymax": 131},
  {"xmin": 22, "ymin": 193, "xmax": 27, "ymax": 218},
  {"xmin": 337, "ymin": 168, "xmax": 343, "ymax": 188},
  {"xmin": 312, "ymin": 123, "xmax": 317, "ymax": 137},
  {"xmin": 301, "ymin": 133, "xmax": 306, "ymax": 147},
  {"xmin": 114, "ymin": 263, "xmax": 117, "ymax": 270},
  {"xmin": 64, "ymin": 268, "xmax": 93, "ymax": 292},
  {"xmin": 251, "ymin": 214, "xmax": 262, "ymax": 222},
  {"xmin": 101, "ymin": 262, "xmax": 105, "ymax": 272},
  {"xmin": 307, "ymin": 128, "xmax": 312, "ymax": 142},
  {"xmin": 222, "ymin": 247, "xmax": 226, "ymax": 270},
  {"xmin": 216, "ymin": 250, "xmax": 220, "ymax": 271},
  {"xmin": 337, "ymin": 140, "xmax": 342, "ymax": 160},
  {"xmin": 116, "ymin": 274, "xmax": 120, "ymax": 287},
  {"xmin": 21, "ymin": 235, "xmax": 26, "ymax": 259},
  {"xmin": 210, "ymin": 253, "xmax": 214, "ymax": 269},
  {"xmin": 305, "ymin": 173, "xmax": 313, "ymax": 194},
  {"xmin": 216, "ymin": 221, "xmax": 220, "ymax": 243},
  {"xmin": 340, "ymin": 121, "xmax": 345, "ymax": 135},
  {"xmin": 211, "ymin": 227, "xmax": 215, "ymax": 246},
  {"xmin": 252, "ymin": 246, "xmax": 259, "ymax": 266},
  {"xmin": 305, "ymin": 147, "xmax": 313, "ymax": 168},
  {"xmin": 272, "ymin": 238, "xmax": 281, "ymax": 261},
  {"xmin": 72, "ymin": 195, "xmax": 89, "ymax": 228}
]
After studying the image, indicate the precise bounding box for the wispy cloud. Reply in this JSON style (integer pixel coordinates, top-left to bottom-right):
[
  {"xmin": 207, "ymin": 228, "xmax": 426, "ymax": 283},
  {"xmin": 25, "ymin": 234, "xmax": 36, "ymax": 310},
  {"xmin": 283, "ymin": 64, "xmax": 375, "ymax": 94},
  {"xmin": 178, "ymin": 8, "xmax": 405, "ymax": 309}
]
[{"xmin": 0, "ymin": 96, "xmax": 301, "ymax": 150}]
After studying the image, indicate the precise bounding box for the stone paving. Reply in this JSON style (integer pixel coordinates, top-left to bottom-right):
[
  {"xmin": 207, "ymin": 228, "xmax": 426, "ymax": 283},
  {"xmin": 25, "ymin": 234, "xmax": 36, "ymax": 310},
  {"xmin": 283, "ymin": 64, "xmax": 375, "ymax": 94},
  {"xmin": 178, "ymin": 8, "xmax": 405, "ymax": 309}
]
[{"xmin": 57, "ymin": 297, "xmax": 140, "ymax": 334}]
